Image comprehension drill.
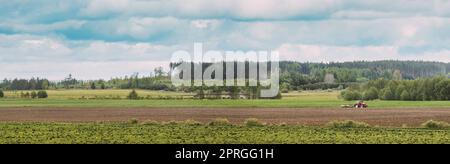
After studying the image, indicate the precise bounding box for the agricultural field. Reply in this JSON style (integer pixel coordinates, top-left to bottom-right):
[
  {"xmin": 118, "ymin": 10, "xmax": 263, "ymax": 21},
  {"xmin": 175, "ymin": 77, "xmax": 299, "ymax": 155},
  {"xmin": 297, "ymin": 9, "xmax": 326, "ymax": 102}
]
[
  {"xmin": 0, "ymin": 122, "xmax": 449, "ymax": 144},
  {"xmin": 0, "ymin": 90, "xmax": 449, "ymax": 108},
  {"xmin": 1, "ymin": 108, "xmax": 449, "ymax": 127},
  {"xmin": 2, "ymin": 89, "xmax": 191, "ymax": 99},
  {"xmin": 0, "ymin": 90, "xmax": 449, "ymax": 144}
]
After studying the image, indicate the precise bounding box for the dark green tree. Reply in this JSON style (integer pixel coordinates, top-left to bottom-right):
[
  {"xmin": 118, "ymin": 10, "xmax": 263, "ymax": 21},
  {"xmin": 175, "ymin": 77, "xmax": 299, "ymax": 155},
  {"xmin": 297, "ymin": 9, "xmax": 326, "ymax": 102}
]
[
  {"xmin": 100, "ymin": 83, "xmax": 106, "ymax": 90},
  {"xmin": 31, "ymin": 91, "xmax": 37, "ymax": 99},
  {"xmin": 23, "ymin": 92, "xmax": 30, "ymax": 98},
  {"xmin": 127, "ymin": 89, "xmax": 139, "ymax": 100},
  {"xmin": 400, "ymin": 90, "xmax": 411, "ymax": 101},
  {"xmin": 380, "ymin": 87, "xmax": 395, "ymax": 100},
  {"xmin": 90, "ymin": 82, "xmax": 96, "ymax": 90},
  {"xmin": 343, "ymin": 90, "xmax": 362, "ymax": 101},
  {"xmin": 436, "ymin": 79, "xmax": 450, "ymax": 100},
  {"xmin": 37, "ymin": 91, "xmax": 48, "ymax": 99},
  {"xmin": 395, "ymin": 84, "xmax": 406, "ymax": 100},
  {"xmin": 363, "ymin": 87, "xmax": 379, "ymax": 100}
]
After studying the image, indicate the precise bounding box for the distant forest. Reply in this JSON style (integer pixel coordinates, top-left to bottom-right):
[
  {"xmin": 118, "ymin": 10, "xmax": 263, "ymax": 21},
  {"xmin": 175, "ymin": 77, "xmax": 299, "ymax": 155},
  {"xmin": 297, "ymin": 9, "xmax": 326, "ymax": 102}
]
[
  {"xmin": 0, "ymin": 60, "xmax": 449, "ymax": 91},
  {"xmin": 342, "ymin": 76, "xmax": 450, "ymax": 101},
  {"xmin": 281, "ymin": 60, "xmax": 449, "ymax": 80},
  {"xmin": 278, "ymin": 60, "xmax": 449, "ymax": 90}
]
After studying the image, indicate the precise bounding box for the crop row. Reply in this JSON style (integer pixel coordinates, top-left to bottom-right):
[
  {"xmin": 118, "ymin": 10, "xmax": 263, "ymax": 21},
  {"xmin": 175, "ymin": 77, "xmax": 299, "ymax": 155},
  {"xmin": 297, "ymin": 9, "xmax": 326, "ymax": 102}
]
[{"xmin": 0, "ymin": 122, "xmax": 448, "ymax": 144}]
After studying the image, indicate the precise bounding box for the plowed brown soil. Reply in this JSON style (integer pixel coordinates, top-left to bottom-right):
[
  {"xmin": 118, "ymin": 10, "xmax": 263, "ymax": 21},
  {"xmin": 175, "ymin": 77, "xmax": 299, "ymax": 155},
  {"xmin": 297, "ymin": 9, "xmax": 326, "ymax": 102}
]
[{"xmin": 0, "ymin": 107, "xmax": 449, "ymax": 127}]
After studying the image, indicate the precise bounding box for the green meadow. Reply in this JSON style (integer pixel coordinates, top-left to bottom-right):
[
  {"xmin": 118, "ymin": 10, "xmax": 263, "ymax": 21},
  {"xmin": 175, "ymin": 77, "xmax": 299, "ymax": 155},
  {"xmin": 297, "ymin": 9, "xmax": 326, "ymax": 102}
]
[
  {"xmin": 0, "ymin": 90, "xmax": 449, "ymax": 144},
  {"xmin": 0, "ymin": 90, "xmax": 448, "ymax": 108}
]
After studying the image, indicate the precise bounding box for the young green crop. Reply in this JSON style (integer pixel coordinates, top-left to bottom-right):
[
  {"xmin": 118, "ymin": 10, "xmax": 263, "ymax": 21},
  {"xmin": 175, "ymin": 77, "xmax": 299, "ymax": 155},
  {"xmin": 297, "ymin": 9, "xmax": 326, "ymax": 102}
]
[
  {"xmin": 0, "ymin": 98, "xmax": 449, "ymax": 108},
  {"xmin": 0, "ymin": 123, "xmax": 449, "ymax": 144},
  {"xmin": 0, "ymin": 90, "xmax": 448, "ymax": 108}
]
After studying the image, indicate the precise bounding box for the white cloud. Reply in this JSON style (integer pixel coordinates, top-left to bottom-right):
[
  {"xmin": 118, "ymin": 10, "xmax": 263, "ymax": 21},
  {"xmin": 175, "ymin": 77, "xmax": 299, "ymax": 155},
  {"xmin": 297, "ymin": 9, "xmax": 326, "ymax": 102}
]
[
  {"xmin": 80, "ymin": 0, "xmax": 131, "ymax": 17},
  {"xmin": 1, "ymin": 0, "xmax": 450, "ymax": 79},
  {"xmin": 115, "ymin": 17, "xmax": 180, "ymax": 40},
  {"xmin": 277, "ymin": 43, "xmax": 450, "ymax": 63},
  {"xmin": 75, "ymin": 0, "xmax": 450, "ymax": 20},
  {"xmin": 0, "ymin": 20, "xmax": 86, "ymax": 33},
  {"xmin": 0, "ymin": 61, "xmax": 169, "ymax": 80},
  {"xmin": 229, "ymin": 0, "xmax": 339, "ymax": 20},
  {"xmin": 78, "ymin": 0, "xmax": 340, "ymax": 20},
  {"xmin": 0, "ymin": 34, "xmax": 177, "ymax": 80},
  {"xmin": 277, "ymin": 44, "xmax": 398, "ymax": 62},
  {"xmin": 331, "ymin": 10, "xmax": 406, "ymax": 19},
  {"xmin": 77, "ymin": 41, "xmax": 178, "ymax": 61},
  {"xmin": 190, "ymin": 20, "xmax": 221, "ymax": 29},
  {"xmin": 0, "ymin": 34, "xmax": 72, "ymax": 62},
  {"xmin": 0, "ymin": 34, "xmax": 181, "ymax": 63}
]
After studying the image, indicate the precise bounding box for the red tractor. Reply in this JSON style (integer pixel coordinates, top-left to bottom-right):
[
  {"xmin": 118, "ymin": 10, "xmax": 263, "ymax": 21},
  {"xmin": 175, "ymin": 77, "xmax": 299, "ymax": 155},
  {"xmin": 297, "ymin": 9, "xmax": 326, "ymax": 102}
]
[
  {"xmin": 341, "ymin": 101, "xmax": 368, "ymax": 109},
  {"xmin": 354, "ymin": 101, "xmax": 368, "ymax": 108}
]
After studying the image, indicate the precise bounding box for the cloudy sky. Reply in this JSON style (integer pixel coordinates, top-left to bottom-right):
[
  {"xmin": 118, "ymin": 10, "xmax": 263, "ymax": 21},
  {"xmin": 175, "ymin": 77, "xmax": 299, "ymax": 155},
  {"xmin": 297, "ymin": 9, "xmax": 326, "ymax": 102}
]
[{"xmin": 1, "ymin": 0, "xmax": 450, "ymax": 80}]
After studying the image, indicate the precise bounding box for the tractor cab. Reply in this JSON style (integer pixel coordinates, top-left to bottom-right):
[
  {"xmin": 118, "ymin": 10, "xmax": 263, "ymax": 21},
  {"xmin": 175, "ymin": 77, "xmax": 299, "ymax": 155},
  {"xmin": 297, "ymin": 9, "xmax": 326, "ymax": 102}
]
[
  {"xmin": 341, "ymin": 101, "xmax": 369, "ymax": 109},
  {"xmin": 354, "ymin": 101, "xmax": 368, "ymax": 108}
]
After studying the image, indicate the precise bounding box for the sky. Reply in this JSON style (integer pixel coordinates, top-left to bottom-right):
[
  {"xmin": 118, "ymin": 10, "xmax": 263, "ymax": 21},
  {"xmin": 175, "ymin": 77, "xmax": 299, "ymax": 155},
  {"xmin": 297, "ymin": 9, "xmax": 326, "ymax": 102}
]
[{"xmin": 1, "ymin": 0, "xmax": 450, "ymax": 80}]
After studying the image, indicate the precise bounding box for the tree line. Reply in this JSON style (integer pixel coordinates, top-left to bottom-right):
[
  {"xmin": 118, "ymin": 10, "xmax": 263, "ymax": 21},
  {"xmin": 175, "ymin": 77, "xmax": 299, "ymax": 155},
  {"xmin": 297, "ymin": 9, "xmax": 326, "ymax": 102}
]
[
  {"xmin": 1, "ymin": 61, "xmax": 448, "ymax": 92},
  {"xmin": 0, "ymin": 78, "xmax": 50, "ymax": 90},
  {"xmin": 0, "ymin": 90, "xmax": 48, "ymax": 99},
  {"xmin": 171, "ymin": 60, "xmax": 449, "ymax": 91},
  {"xmin": 281, "ymin": 60, "xmax": 449, "ymax": 79},
  {"xmin": 279, "ymin": 60, "xmax": 449, "ymax": 90},
  {"xmin": 17, "ymin": 91, "xmax": 48, "ymax": 99},
  {"xmin": 56, "ymin": 67, "xmax": 173, "ymax": 90},
  {"xmin": 341, "ymin": 76, "xmax": 450, "ymax": 101}
]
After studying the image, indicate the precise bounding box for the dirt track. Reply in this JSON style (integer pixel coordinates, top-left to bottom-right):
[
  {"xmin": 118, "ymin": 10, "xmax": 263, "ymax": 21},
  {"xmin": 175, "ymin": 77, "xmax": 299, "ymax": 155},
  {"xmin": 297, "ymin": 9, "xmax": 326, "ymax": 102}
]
[{"xmin": 0, "ymin": 107, "xmax": 449, "ymax": 127}]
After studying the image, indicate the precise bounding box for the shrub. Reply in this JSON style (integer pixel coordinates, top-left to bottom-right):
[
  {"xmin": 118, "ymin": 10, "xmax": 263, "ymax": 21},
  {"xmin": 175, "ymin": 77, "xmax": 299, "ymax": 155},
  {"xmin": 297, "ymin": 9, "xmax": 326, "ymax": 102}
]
[
  {"xmin": 421, "ymin": 120, "xmax": 449, "ymax": 129},
  {"xmin": 363, "ymin": 87, "xmax": 379, "ymax": 100},
  {"xmin": 244, "ymin": 118, "xmax": 264, "ymax": 127},
  {"xmin": 326, "ymin": 120, "xmax": 371, "ymax": 128},
  {"xmin": 37, "ymin": 91, "xmax": 48, "ymax": 99},
  {"xmin": 300, "ymin": 83, "xmax": 341, "ymax": 90},
  {"xmin": 90, "ymin": 82, "xmax": 96, "ymax": 90},
  {"xmin": 380, "ymin": 87, "xmax": 395, "ymax": 100},
  {"xmin": 30, "ymin": 91, "xmax": 37, "ymax": 99},
  {"xmin": 181, "ymin": 119, "xmax": 203, "ymax": 126},
  {"xmin": 142, "ymin": 120, "xmax": 160, "ymax": 126},
  {"xmin": 0, "ymin": 90, "xmax": 4, "ymax": 98},
  {"xmin": 100, "ymin": 83, "xmax": 106, "ymax": 90},
  {"xmin": 128, "ymin": 118, "xmax": 139, "ymax": 124},
  {"xmin": 22, "ymin": 92, "xmax": 30, "ymax": 98},
  {"xmin": 400, "ymin": 90, "xmax": 411, "ymax": 101},
  {"xmin": 343, "ymin": 91, "xmax": 362, "ymax": 101},
  {"xmin": 208, "ymin": 118, "xmax": 231, "ymax": 126},
  {"xmin": 19, "ymin": 92, "xmax": 24, "ymax": 98},
  {"xmin": 127, "ymin": 89, "xmax": 139, "ymax": 100},
  {"xmin": 163, "ymin": 121, "xmax": 178, "ymax": 126}
]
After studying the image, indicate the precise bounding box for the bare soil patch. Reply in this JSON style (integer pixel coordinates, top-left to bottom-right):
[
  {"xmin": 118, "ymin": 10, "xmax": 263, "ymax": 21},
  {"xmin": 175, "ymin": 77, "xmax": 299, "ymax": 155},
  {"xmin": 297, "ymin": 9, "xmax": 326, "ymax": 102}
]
[{"xmin": 0, "ymin": 107, "xmax": 449, "ymax": 127}]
